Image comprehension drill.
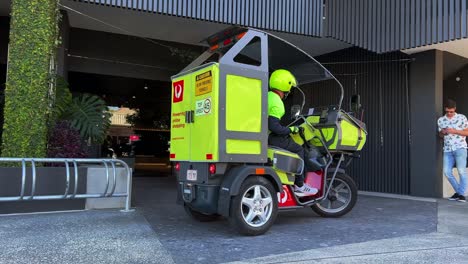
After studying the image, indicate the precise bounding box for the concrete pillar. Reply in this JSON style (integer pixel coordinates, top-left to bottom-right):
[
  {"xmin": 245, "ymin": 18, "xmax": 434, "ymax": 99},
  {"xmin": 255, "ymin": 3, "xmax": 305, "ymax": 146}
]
[
  {"xmin": 57, "ymin": 11, "xmax": 70, "ymax": 79},
  {"xmin": 409, "ymin": 50, "xmax": 444, "ymax": 197}
]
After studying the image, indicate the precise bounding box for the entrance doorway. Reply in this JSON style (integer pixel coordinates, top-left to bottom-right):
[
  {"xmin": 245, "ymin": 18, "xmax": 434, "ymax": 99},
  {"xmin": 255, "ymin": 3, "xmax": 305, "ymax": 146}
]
[{"xmin": 68, "ymin": 71, "xmax": 172, "ymax": 176}]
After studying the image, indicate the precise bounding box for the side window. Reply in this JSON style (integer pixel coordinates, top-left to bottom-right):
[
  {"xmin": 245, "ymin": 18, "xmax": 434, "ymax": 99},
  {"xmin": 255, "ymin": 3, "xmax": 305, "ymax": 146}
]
[{"xmin": 233, "ymin": 37, "xmax": 262, "ymax": 66}]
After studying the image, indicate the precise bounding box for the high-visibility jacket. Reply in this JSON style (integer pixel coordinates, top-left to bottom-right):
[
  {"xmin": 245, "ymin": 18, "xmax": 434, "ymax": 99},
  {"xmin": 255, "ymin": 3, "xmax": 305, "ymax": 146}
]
[{"xmin": 268, "ymin": 91, "xmax": 290, "ymax": 136}]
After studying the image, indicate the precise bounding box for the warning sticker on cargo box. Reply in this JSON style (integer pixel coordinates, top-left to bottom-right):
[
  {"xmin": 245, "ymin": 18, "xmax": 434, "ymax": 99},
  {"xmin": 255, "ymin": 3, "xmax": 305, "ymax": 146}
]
[
  {"xmin": 195, "ymin": 97, "xmax": 212, "ymax": 116},
  {"xmin": 195, "ymin": 70, "xmax": 212, "ymax": 96}
]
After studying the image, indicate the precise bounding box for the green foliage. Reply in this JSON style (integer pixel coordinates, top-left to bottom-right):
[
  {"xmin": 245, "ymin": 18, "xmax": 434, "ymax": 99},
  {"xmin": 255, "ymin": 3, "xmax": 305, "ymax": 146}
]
[
  {"xmin": 1, "ymin": 0, "xmax": 60, "ymax": 158},
  {"xmin": 62, "ymin": 94, "xmax": 112, "ymax": 144},
  {"xmin": 49, "ymin": 75, "xmax": 72, "ymax": 127},
  {"xmin": 49, "ymin": 77, "xmax": 110, "ymax": 146}
]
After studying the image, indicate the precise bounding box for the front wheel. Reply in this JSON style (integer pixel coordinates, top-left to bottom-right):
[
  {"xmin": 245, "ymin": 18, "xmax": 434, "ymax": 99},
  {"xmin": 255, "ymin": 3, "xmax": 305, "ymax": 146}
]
[
  {"xmin": 311, "ymin": 172, "xmax": 357, "ymax": 217},
  {"xmin": 229, "ymin": 176, "xmax": 278, "ymax": 236}
]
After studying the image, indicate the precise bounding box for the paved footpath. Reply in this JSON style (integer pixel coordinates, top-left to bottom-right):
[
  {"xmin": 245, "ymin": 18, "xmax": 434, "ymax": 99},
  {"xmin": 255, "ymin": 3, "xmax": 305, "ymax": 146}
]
[
  {"xmin": 0, "ymin": 210, "xmax": 174, "ymax": 264},
  {"xmin": 229, "ymin": 233, "xmax": 468, "ymax": 264},
  {"xmin": 229, "ymin": 199, "xmax": 468, "ymax": 264}
]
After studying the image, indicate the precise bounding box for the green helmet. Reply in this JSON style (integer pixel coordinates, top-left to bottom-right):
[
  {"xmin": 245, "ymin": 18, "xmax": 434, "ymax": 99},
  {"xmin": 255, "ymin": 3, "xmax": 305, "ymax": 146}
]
[{"xmin": 269, "ymin": 69, "xmax": 297, "ymax": 92}]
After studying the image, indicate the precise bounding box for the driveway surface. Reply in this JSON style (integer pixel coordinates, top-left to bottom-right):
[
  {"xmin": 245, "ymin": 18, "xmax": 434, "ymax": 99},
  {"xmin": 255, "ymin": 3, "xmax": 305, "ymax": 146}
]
[{"xmin": 133, "ymin": 176, "xmax": 437, "ymax": 263}]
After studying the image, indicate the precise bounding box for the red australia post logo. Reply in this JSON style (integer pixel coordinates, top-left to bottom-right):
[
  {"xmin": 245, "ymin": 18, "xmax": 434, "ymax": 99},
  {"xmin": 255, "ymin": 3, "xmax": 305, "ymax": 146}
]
[{"xmin": 173, "ymin": 80, "xmax": 184, "ymax": 103}]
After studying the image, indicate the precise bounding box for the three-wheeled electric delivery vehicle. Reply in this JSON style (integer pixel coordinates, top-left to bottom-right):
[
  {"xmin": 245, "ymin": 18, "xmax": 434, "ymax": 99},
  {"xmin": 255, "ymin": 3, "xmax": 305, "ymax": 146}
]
[{"xmin": 170, "ymin": 27, "xmax": 367, "ymax": 236}]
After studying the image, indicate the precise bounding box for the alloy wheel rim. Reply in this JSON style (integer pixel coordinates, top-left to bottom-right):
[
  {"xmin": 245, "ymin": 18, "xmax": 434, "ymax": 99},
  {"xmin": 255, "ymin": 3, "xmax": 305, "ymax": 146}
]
[{"xmin": 240, "ymin": 185, "xmax": 273, "ymax": 227}]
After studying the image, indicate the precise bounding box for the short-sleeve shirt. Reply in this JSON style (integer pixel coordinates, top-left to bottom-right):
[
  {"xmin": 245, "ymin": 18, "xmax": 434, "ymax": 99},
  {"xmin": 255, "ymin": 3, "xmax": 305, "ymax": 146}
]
[
  {"xmin": 268, "ymin": 91, "xmax": 285, "ymax": 119},
  {"xmin": 437, "ymin": 113, "xmax": 468, "ymax": 152}
]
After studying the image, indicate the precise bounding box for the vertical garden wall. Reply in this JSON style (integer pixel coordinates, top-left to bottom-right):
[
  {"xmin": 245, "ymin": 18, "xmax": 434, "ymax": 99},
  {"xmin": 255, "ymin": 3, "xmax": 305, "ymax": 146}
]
[{"xmin": 1, "ymin": 0, "xmax": 59, "ymax": 157}]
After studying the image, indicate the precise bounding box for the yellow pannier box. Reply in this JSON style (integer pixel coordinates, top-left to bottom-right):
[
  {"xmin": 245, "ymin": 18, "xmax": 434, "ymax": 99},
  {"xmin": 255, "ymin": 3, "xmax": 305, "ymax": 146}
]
[
  {"xmin": 291, "ymin": 108, "xmax": 367, "ymax": 152},
  {"xmin": 308, "ymin": 109, "xmax": 367, "ymax": 152}
]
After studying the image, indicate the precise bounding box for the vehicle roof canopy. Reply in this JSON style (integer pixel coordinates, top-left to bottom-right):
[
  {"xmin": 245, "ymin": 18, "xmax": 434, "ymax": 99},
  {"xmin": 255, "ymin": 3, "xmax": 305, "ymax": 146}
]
[
  {"xmin": 177, "ymin": 26, "xmax": 344, "ymax": 108},
  {"xmin": 203, "ymin": 26, "xmax": 333, "ymax": 85},
  {"xmin": 243, "ymin": 34, "xmax": 332, "ymax": 85}
]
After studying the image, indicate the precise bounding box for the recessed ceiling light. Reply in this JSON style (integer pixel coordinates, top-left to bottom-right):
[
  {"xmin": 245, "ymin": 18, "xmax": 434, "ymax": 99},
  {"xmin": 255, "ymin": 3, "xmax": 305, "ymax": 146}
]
[{"xmin": 132, "ymin": 96, "xmax": 136, "ymax": 99}]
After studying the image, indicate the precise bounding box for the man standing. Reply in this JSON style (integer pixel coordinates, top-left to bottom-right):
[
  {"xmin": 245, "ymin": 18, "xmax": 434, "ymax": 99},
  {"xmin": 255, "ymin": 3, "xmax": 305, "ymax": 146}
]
[{"xmin": 438, "ymin": 99, "xmax": 468, "ymax": 202}]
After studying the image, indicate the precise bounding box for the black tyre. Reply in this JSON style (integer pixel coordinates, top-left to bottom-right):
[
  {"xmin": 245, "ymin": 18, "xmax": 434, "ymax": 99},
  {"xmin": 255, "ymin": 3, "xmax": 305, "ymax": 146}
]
[
  {"xmin": 311, "ymin": 172, "xmax": 357, "ymax": 217},
  {"xmin": 229, "ymin": 176, "xmax": 278, "ymax": 236},
  {"xmin": 184, "ymin": 204, "xmax": 220, "ymax": 222}
]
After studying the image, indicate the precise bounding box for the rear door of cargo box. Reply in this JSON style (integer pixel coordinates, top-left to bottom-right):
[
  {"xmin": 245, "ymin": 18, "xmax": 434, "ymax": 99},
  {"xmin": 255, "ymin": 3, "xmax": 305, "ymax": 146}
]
[
  {"xmin": 189, "ymin": 64, "xmax": 219, "ymax": 161},
  {"xmin": 170, "ymin": 74, "xmax": 192, "ymax": 161}
]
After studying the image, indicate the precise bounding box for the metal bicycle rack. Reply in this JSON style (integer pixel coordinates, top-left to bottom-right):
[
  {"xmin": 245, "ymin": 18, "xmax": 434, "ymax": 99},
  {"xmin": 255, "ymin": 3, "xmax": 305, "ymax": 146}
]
[{"xmin": 0, "ymin": 158, "xmax": 133, "ymax": 212}]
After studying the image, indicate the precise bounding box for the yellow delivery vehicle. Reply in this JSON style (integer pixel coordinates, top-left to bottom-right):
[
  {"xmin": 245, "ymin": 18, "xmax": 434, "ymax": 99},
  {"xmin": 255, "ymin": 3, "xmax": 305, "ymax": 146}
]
[{"xmin": 170, "ymin": 27, "xmax": 367, "ymax": 236}]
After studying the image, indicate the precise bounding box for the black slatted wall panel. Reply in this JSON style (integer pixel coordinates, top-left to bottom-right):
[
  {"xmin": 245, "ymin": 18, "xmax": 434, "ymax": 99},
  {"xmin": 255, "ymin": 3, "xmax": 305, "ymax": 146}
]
[
  {"xmin": 294, "ymin": 47, "xmax": 411, "ymax": 194},
  {"xmin": 68, "ymin": 0, "xmax": 323, "ymax": 36},
  {"xmin": 326, "ymin": 0, "xmax": 468, "ymax": 53}
]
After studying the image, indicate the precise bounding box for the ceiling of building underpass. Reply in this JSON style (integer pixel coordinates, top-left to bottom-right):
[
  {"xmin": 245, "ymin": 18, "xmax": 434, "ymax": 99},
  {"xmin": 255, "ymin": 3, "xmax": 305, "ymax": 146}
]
[{"xmin": 68, "ymin": 71, "xmax": 171, "ymax": 113}]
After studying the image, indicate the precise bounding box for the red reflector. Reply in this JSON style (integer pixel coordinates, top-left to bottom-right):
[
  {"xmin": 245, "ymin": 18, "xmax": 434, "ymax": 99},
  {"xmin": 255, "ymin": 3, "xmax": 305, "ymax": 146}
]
[
  {"xmin": 175, "ymin": 162, "xmax": 180, "ymax": 171},
  {"xmin": 236, "ymin": 32, "xmax": 246, "ymax": 40},
  {"xmin": 223, "ymin": 38, "xmax": 232, "ymax": 46},
  {"xmin": 256, "ymin": 168, "xmax": 265, "ymax": 175},
  {"xmin": 170, "ymin": 153, "xmax": 176, "ymax": 159},
  {"xmin": 209, "ymin": 164, "xmax": 216, "ymax": 174},
  {"xmin": 206, "ymin": 154, "xmax": 213, "ymax": 160}
]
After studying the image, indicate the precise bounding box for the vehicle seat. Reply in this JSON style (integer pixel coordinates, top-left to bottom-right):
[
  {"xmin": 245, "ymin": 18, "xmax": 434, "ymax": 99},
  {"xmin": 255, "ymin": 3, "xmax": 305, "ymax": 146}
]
[{"xmin": 267, "ymin": 146, "xmax": 304, "ymax": 175}]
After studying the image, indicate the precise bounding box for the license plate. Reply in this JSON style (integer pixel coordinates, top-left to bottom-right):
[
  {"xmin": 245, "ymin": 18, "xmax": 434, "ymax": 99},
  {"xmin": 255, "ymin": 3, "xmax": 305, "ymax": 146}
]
[{"xmin": 187, "ymin": 170, "xmax": 197, "ymax": 181}]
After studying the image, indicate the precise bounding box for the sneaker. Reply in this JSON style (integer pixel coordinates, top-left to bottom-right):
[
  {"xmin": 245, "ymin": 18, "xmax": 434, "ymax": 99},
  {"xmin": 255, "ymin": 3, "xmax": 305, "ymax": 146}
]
[
  {"xmin": 458, "ymin": 195, "xmax": 466, "ymax": 203},
  {"xmin": 449, "ymin": 193, "xmax": 460, "ymax": 201},
  {"xmin": 294, "ymin": 184, "xmax": 318, "ymax": 197}
]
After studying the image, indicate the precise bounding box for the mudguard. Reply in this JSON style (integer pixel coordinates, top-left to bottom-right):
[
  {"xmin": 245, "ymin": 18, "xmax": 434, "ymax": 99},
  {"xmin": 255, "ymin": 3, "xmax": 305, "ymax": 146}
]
[
  {"xmin": 217, "ymin": 165, "xmax": 282, "ymax": 216},
  {"xmin": 327, "ymin": 167, "xmax": 346, "ymax": 175}
]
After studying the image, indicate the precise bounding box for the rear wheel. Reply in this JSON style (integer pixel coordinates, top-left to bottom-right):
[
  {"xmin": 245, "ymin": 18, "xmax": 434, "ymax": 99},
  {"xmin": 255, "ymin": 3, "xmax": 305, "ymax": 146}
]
[
  {"xmin": 311, "ymin": 172, "xmax": 357, "ymax": 217},
  {"xmin": 229, "ymin": 176, "xmax": 278, "ymax": 236},
  {"xmin": 184, "ymin": 204, "xmax": 220, "ymax": 222}
]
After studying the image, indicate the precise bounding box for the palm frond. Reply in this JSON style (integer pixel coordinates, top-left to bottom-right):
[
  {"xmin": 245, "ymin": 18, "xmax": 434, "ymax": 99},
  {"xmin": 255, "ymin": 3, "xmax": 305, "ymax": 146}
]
[{"xmin": 64, "ymin": 93, "xmax": 111, "ymax": 144}]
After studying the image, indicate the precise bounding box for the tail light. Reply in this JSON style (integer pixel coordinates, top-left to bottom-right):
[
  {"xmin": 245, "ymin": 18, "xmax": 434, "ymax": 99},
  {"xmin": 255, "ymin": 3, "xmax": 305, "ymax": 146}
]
[
  {"xmin": 209, "ymin": 163, "xmax": 216, "ymax": 174},
  {"xmin": 223, "ymin": 38, "xmax": 232, "ymax": 46},
  {"xmin": 175, "ymin": 162, "xmax": 180, "ymax": 172}
]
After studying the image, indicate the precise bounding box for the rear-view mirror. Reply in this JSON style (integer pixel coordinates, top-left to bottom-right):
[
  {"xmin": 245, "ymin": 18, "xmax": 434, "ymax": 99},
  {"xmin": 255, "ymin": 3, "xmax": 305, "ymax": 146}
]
[{"xmin": 291, "ymin": 105, "xmax": 301, "ymax": 119}]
